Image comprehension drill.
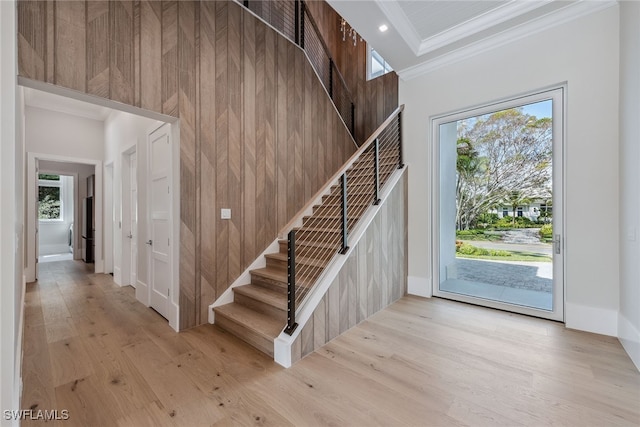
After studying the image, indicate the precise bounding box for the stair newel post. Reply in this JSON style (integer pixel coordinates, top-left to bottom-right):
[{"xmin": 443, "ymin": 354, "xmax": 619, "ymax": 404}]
[
  {"xmin": 397, "ymin": 111, "xmax": 404, "ymax": 169},
  {"xmin": 300, "ymin": 1, "xmax": 305, "ymax": 49},
  {"xmin": 340, "ymin": 173, "xmax": 350, "ymax": 255},
  {"xmin": 285, "ymin": 230, "xmax": 298, "ymax": 335},
  {"xmin": 373, "ymin": 138, "xmax": 381, "ymax": 205}
]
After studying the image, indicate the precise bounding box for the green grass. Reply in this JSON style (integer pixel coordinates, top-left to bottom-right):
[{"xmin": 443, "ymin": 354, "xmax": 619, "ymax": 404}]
[
  {"xmin": 456, "ymin": 251, "xmax": 551, "ymax": 263},
  {"xmin": 455, "ymin": 230, "xmax": 502, "ymax": 241}
]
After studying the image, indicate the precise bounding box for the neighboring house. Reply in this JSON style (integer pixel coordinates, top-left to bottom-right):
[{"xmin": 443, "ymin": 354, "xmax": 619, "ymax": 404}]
[
  {"xmin": 493, "ymin": 200, "xmax": 552, "ymax": 222},
  {"xmin": 1, "ymin": 0, "xmax": 639, "ymax": 418}
]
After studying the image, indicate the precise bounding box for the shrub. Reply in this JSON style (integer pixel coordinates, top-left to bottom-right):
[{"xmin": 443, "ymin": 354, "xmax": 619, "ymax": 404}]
[
  {"xmin": 539, "ymin": 224, "xmax": 553, "ymax": 239},
  {"xmin": 456, "ymin": 243, "xmax": 511, "ymax": 257}
]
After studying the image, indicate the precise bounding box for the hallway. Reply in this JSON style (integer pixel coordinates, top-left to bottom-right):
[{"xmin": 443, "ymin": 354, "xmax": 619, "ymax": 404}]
[{"xmin": 22, "ymin": 261, "xmax": 640, "ymax": 426}]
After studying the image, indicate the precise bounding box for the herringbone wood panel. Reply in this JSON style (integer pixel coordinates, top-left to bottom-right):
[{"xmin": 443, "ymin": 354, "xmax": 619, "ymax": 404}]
[{"xmin": 18, "ymin": 0, "xmax": 370, "ymax": 329}]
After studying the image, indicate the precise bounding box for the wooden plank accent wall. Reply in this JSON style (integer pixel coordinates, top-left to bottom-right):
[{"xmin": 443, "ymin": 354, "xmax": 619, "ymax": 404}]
[
  {"xmin": 290, "ymin": 170, "xmax": 408, "ymax": 364},
  {"xmin": 304, "ymin": 1, "xmax": 399, "ymax": 145},
  {"xmin": 17, "ymin": 0, "xmax": 355, "ymax": 329}
]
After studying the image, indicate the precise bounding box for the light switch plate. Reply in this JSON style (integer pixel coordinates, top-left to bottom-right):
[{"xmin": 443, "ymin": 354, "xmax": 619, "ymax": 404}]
[{"xmin": 221, "ymin": 208, "xmax": 231, "ymax": 219}]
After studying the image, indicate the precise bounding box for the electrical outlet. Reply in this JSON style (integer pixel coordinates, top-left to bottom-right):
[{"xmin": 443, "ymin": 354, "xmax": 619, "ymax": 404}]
[{"xmin": 221, "ymin": 208, "xmax": 231, "ymax": 220}]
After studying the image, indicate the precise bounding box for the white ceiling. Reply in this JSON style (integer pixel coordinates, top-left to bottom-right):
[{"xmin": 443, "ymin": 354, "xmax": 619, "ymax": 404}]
[
  {"xmin": 326, "ymin": 0, "xmax": 617, "ymax": 80},
  {"xmin": 24, "ymin": 87, "xmax": 112, "ymax": 121}
]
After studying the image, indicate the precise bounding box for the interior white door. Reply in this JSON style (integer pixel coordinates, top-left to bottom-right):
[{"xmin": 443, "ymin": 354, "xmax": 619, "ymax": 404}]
[
  {"xmin": 129, "ymin": 152, "xmax": 138, "ymax": 288},
  {"xmin": 35, "ymin": 159, "xmax": 40, "ymax": 280},
  {"xmin": 148, "ymin": 125, "xmax": 172, "ymax": 320}
]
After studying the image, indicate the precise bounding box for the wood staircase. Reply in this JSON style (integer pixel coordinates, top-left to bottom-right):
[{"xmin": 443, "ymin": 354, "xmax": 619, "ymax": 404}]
[{"xmin": 213, "ymin": 148, "xmax": 400, "ymax": 357}]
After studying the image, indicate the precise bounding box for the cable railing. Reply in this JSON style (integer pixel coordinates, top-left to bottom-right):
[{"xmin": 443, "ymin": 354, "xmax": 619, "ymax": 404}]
[
  {"xmin": 282, "ymin": 105, "xmax": 404, "ymax": 335},
  {"xmin": 241, "ymin": 0, "xmax": 355, "ymax": 137}
]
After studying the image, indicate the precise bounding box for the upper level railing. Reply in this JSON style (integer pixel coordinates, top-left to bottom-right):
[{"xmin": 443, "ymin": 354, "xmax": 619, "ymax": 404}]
[
  {"xmin": 242, "ymin": 0, "xmax": 355, "ymax": 137},
  {"xmin": 282, "ymin": 105, "xmax": 404, "ymax": 334}
]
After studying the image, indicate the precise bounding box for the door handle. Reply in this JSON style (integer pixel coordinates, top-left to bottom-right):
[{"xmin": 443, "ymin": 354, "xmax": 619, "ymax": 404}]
[
  {"xmin": 127, "ymin": 233, "xmax": 133, "ymax": 239},
  {"xmin": 554, "ymin": 234, "xmax": 561, "ymax": 255},
  {"xmin": 146, "ymin": 240, "xmax": 152, "ymax": 246}
]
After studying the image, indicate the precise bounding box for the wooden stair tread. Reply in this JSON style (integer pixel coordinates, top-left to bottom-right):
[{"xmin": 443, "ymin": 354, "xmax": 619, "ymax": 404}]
[
  {"xmin": 278, "ymin": 238, "xmax": 340, "ymax": 250},
  {"xmin": 214, "ymin": 303, "xmax": 283, "ymax": 340},
  {"xmin": 233, "ymin": 284, "xmax": 287, "ymax": 311},
  {"xmin": 265, "ymin": 252, "xmax": 328, "ymax": 269}
]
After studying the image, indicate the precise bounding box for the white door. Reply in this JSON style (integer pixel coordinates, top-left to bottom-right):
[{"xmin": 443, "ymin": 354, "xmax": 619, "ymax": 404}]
[
  {"xmin": 432, "ymin": 87, "xmax": 565, "ymax": 322},
  {"xmin": 35, "ymin": 160, "xmax": 40, "ymax": 280},
  {"xmin": 129, "ymin": 152, "xmax": 138, "ymax": 288},
  {"xmin": 148, "ymin": 125, "xmax": 172, "ymax": 320}
]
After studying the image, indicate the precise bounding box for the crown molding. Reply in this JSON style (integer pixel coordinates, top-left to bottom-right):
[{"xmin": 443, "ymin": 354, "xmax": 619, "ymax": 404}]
[
  {"xmin": 398, "ymin": 0, "xmax": 617, "ymax": 81},
  {"xmin": 415, "ymin": 0, "xmax": 553, "ymax": 56}
]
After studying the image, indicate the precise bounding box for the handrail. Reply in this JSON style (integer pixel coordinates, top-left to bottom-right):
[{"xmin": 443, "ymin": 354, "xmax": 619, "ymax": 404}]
[
  {"xmin": 279, "ymin": 104, "xmax": 404, "ymax": 238},
  {"xmin": 240, "ymin": 0, "xmax": 355, "ymax": 137},
  {"xmin": 284, "ymin": 104, "xmax": 404, "ymax": 334}
]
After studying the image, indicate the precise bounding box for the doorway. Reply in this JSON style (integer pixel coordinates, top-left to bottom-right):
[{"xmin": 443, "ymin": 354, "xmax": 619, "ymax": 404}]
[
  {"xmin": 432, "ymin": 87, "xmax": 565, "ymax": 321},
  {"xmin": 37, "ymin": 172, "xmax": 74, "ymax": 263}
]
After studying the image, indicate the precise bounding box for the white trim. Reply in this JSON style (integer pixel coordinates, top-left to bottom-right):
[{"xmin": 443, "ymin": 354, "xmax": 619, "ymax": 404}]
[
  {"xmin": 274, "ymin": 167, "xmax": 406, "ymax": 368},
  {"xmin": 565, "ymin": 302, "xmax": 618, "ymax": 337},
  {"xmin": 417, "ymin": 1, "xmax": 553, "ymax": 56},
  {"xmin": 618, "ymin": 312, "xmax": 640, "ymax": 372},
  {"xmin": 398, "ymin": 1, "xmax": 617, "ymax": 81},
  {"xmin": 407, "ymin": 276, "xmax": 431, "ymax": 298}
]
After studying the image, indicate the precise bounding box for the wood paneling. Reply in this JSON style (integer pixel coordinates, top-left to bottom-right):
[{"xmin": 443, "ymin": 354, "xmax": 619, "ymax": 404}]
[
  {"xmin": 304, "ymin": 2, "xmax": 399, "ymax": 144},
  {"xmin": 18, "ymin": 0, "xmax": 355, "ymax": 329},
  {"xmin": 292, "ymin": 170, "xmax": 407, "ymax": 363}
]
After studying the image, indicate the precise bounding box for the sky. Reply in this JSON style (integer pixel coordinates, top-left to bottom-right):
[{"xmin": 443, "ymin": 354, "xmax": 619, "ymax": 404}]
[{"xmin": 521, "ymin": 99, "xmax": 552, "ymax": 119}]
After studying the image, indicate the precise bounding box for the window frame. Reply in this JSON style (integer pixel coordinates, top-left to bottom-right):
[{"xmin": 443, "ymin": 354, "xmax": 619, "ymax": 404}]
[
  {"xmin": 367, "ymin": 44, "xmax": 393, "ymax": 81},
  {"xmin": 38, "ymin": 176, "xmax": 64, "ymax": 222}
]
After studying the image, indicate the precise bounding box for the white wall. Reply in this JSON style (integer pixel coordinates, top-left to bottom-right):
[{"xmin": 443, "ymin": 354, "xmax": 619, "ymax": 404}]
[
  {"xmin": 400, "ymin": 6, "xmax": 620, "ymax": 335},
  {"xmin": 1, "ymin": 0, "xmax": 23, "ymax": 423},
  {"xmin": 104, "ymin": 111, "xmax": 161, "ymax": 294},
  {"xmin": 25, "ymin": 106, "xmax": 104, "ymax": 160},
  {"xmin": 618, "ymin": 0, "xmax": 640, "ymax": 370}
]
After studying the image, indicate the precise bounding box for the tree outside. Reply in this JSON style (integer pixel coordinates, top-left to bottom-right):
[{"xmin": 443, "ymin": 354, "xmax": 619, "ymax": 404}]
[{"xmin": 455, "ymin": 108, "xmax": 552, "ymax": 231}]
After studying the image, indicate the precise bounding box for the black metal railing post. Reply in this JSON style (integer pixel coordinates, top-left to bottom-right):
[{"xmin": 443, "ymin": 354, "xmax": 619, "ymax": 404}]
[
  {"xmin": 373, "ymin": 138, "xmax": 381, "ymax": 205},
  {"xmin": 294, "ymin": 0, "xmax": 300, "ymax": 46},
  {"xmin": 397, "ymin": 111, "xmax": 404, "ymax": 168},
  {"xmin": 285, "ymin": 230, "xmax": 298, "ymax": 335},
  {"xmin": 340, "ymin": 173, "xmax": 349, "ymax": 254},
  {"xmin": 328, "ymin": 59, "xmax": 334, "ymax": 99},
  {"xmin": 300, "ymin": 1, "xmax": 305, "ymax": 49},
  {"xmin": 243, "ymin": 0, "xmax": 249, "ymax": 8},
  {"xmin": 350, "ymin": 102, "xmax": 355, "ymax": 137}
]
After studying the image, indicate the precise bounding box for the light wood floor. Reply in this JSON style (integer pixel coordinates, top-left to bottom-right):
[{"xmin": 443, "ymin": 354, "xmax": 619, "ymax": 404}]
[{"xmin": 22, "ymin": 260, "xmax": 639, "ymax": 426}]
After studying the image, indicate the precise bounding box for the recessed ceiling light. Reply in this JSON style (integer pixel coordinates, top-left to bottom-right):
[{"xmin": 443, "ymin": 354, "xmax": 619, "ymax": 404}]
[{"xmin": 379, "ymin": 24, "xmax": 388, "ymax": 33}]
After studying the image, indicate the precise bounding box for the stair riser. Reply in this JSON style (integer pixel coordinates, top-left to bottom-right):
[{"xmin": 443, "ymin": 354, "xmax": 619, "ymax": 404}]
[
  {"xmin": 233, "ymin": 292, "xmax": 287, "ymax": 322},
  {"xmin": 214, "ymin": 311, "xmax": 275, "ymax": 357},
  {"xmin": 302, "ymin": 217, "xmax": 361, "ymax": 229},
  {"xmin": 250, "ymin": 272, "xmax": 288, "ymax": 292}
]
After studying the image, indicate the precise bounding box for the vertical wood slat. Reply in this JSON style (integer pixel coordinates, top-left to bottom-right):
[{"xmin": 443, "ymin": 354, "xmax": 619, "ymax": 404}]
[
  {"xmin": 17, "ymin": 0, "xmax": 47, "ymax": 81},
  {"xmin": 54, "ymin": 0, "xmax": 86, "ymax": 92},
  {"xmin": 17, "ymin": 0, "xmax": 360, "ymax": 329}
]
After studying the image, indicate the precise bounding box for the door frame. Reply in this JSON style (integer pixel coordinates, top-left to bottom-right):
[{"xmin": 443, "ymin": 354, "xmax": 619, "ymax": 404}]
[
  {"xmin": 104, "ymin": 162, "xmax": 114, "ymax": 274},
  {"xmin": 26, "ymin": 152, "xmax": 103, "ymax": 282},
  {"xmin": 120, "ymin": 145, "xmax": 137, "ymax": 288},
  {"xmin": 430, "ymin": 85, "xmax": 566, "ymax": 322}
]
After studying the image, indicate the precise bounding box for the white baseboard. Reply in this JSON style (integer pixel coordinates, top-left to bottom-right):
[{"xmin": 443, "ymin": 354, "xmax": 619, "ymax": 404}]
[
  {"xmin": 135, "ymin": 280, "xmax": 150, "ymax": 306},
  {"xmin": 565, "ymin": 302, "xmax": 618, "ymax": 337},
  {"xmin": 15, "ymin": 274, "xmax": 26, "ymax": 413},
  {"xmin": 618, "ymin": 312, "xmax": 640, "ymax": 372},
  {"xmin": 39, "ymin": 244, "xmax": 71, "ymax": 255},
  {"xmin": 408, "ymin": 275, "xmax": 432, "ymax": 298}
]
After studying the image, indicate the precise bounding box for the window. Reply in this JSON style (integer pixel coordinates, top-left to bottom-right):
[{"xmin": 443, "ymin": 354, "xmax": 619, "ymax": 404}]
[
  {"xmin": 517, "ymin": 207, "xmax": 524, "ymax": 217},
  {"xmin": 38, "ymin": 174, "xmax": 63, "ymax": 221},
  {"xmin": 367, "ymin": 45, "xmax": 393, "ymax": 80},
  {"xmin": 502, "ymin": 208, "xmax": 509, "ymax": 217}
]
